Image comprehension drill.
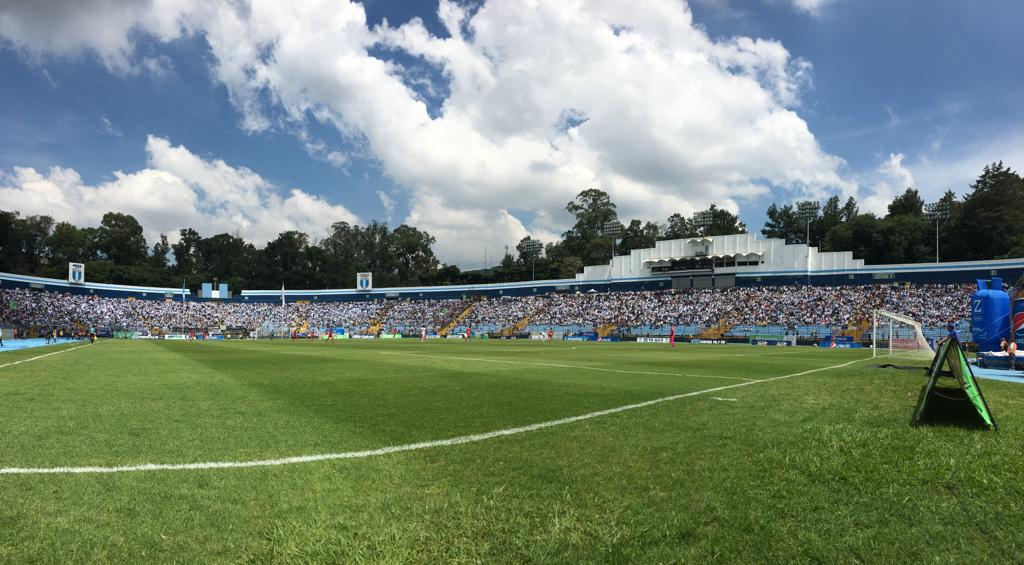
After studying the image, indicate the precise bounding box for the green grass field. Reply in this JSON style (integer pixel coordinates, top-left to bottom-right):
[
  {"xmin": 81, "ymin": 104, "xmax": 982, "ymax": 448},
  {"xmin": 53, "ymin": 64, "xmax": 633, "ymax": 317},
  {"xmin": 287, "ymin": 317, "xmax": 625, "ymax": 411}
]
[{"xmin": 1, "ymin": 339, "xmax": 1023, "ymax": 563}]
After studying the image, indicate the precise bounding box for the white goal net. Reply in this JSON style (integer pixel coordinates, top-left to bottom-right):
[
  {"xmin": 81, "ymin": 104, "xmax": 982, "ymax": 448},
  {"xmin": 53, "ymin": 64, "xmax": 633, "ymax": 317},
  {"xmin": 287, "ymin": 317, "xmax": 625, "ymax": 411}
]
[{"xmin": 872, "ymin": 309, "xmax": 934, "ymax": 358}]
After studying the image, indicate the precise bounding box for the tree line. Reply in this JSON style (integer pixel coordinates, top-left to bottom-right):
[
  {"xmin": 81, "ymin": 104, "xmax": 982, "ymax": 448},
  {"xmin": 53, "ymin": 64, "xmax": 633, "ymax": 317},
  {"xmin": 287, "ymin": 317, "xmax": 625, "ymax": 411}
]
[{"xmin": 0, "ymin": 162, "xmax": 1021, "ymax": 291}]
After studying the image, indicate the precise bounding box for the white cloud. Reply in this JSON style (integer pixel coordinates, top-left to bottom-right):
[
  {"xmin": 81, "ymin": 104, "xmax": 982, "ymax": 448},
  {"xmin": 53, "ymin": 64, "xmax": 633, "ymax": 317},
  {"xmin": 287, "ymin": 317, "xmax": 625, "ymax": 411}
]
[
  {"xmin": 0, "ymin": 135, "xmax": 359, "ymax": 246},
  {"xmin": 0, "ymin": 0, "xmax": 854, "ymax": 265},
  {"xmin": 787, "ymin": 0, "xmax": 836, "ymax": 17},
  {"xmin": 0, "ymin": 0, "xmax": 196, "ymax": 73},
  {"xmin": 99, "ymin": 116, "xmax": 123, "ymax": 137},
  {"xmin": 859, "ymin": 153, "xmax": 915, "ymax": 216},
  {"xmin": 909, "ymin": 133, "xmax": 1024, "ymax": 201},
  {"xmin": 376, "ymin": 190, "xmax": 395, "ymax": 223}
]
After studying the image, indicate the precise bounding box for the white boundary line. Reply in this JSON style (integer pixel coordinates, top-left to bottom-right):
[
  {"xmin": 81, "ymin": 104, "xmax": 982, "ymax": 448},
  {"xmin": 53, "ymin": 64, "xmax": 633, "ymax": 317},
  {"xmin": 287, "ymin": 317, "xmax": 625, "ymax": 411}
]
[
  {"xmin": 0, "ymin": 358, "xmax": 863, "ymax": 475},
  {"xmin": 0, "ymin": 343, "xmax": 92, "ymax": 372},
  {"xmin": 379, "ymin": 351, "xmax": 756, "ymax": 381}
]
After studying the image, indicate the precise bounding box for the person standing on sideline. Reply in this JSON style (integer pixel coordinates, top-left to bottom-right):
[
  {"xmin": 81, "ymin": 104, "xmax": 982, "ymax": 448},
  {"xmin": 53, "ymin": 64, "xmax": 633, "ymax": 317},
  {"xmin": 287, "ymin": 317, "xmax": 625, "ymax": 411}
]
[
  {"xmin": 0, "ymin": 327, "xmax": 4, "ymax": 347},
  {"xmin": 420, "ymin": 326, "xmax": 427, "ymax": 342},
  {"xmin": 1009, "ymin": 339, "xmax": 1018, "ymax": 370}
]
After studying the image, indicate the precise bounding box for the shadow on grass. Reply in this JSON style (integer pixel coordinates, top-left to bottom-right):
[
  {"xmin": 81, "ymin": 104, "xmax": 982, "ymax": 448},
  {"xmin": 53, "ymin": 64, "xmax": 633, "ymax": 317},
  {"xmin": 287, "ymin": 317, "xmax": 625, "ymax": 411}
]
[{"xmin": 911, "ymin": 382, "xmax": 991, "ymax": 430}]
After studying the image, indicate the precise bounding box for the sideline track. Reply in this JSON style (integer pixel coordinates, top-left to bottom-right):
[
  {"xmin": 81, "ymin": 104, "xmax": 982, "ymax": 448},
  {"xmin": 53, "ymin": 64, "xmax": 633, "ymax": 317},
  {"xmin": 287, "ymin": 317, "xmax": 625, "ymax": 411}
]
[{"xmin": 0, "ymin": 358, "xmax": 865, "ymax": 475}]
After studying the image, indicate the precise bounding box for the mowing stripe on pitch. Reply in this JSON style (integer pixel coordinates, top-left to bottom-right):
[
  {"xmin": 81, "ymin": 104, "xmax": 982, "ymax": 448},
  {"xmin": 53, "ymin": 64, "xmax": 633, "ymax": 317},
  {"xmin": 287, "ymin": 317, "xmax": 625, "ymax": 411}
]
[
  {"xmin": 0, "ymin": 358, "xmax": 863, "ymax": 475},
  {"xmin": 0, "ymin": 343, "xmax": 93, "ymax": 372},
  {"xmin": 380, "ymin": 351, "xmax": 756, "ymax": 381}
]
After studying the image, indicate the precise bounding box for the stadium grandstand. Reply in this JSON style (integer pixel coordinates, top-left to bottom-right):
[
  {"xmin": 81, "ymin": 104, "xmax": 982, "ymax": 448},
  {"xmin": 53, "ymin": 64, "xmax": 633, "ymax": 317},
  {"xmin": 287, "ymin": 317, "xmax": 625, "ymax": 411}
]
[{"xmin": 1, "ymin": 234, "xmax": 1013, "ymax": 345}]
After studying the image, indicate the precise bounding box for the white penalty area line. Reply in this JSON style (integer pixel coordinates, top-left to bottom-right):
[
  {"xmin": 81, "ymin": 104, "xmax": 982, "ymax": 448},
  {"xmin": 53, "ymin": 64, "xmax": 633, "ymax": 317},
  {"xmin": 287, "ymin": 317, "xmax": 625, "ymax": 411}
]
[
  {"xmin": 0, "ymin": 358, "xmax": 864, "ymax": 476},
  {"xmin": 0, "ymin": 343, "xmax": 93, "ymax": 372},
  {"xmin": 379, "ymin": 351, "xmax": 755, "ymax": 382}
]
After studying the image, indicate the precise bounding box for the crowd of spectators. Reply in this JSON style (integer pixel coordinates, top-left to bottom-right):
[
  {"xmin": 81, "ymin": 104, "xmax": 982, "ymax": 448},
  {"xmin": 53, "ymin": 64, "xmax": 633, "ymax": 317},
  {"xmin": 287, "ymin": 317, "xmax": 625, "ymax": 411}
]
[
  {"xmin": 0, "ymin": 289, "xmax": 382, "ymax": 335},
  {"xmin": 381, "ymin": 299, "xmax": 470, "ymax": 332},
  {"xmin": 0, "ymin": 284, "xmax": 972, "ymax": 336},
  {"xmin": 460, "ymin": 285, "xmax": 972, "ymax": 331}
]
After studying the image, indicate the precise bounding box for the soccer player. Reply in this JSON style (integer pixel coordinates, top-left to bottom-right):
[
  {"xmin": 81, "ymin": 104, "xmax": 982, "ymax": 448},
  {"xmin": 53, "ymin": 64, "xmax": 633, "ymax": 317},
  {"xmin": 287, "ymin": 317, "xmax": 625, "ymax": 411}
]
[
  {"xmin": 465, "ymin": 325, "xmax": 472, "ymax": 340},
  {"xmin": 669, "ymin": 324, "xmax": 676, "ymax": 348},
  {"xmin": 420, "ymin": 326, "xmax": 427, "ymax": 342},
  {"xmin": 327, "ymin": 328, "xmax": 335, "ymax": 343},
  {"xmin": 548, "ymin": 326, "xmax": 554, "ymax": 342}
]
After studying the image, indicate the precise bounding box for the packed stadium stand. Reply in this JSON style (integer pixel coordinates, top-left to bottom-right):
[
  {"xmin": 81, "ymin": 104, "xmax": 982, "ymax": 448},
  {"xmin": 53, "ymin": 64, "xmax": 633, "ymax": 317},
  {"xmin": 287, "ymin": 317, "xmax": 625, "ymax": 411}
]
[
  {"xmin": 2, "ymin": 232, "xmax": 1020, "ymax": 342},
  {"xmin": 0, "ymin": 284, "xmax": 974, "ymax": 343}
]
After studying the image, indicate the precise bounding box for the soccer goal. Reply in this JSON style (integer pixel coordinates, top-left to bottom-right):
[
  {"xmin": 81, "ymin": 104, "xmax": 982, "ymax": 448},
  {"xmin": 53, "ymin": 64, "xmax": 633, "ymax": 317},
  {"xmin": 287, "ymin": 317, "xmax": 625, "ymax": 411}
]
[{"xmin": 872, "ymin": 309, "xmax": 934, "ymax": 358}]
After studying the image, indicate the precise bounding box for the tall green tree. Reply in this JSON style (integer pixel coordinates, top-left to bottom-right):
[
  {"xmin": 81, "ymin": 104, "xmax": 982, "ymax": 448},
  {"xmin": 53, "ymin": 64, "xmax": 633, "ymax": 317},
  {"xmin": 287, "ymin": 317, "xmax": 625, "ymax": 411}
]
[
  {"xmin": 697, "ymin": 204, "xmax": 746, "ymax": 237},
  {"xmin": 761, "ymin": 203, "xmax": 801, "ymax": 243},
  {"xmin": 46, "ymin": 222, "xmax": 96, "ymax": 268},
  {"xmin": 260, "ymin": 231, "xmax": 312, "ymax": 289},
  {"xmin": 663, "ymin": 213, "xmax": 698, "ymax": 239},
  {"xmin": 841, "ymin": 196, "xmax": 859, "ymax": 222},
  {"xmin": 196, "ymin": 233, "xmax": 257, "ymax": 289},
  {"xmin": 618, "ymin": 219, "xmax": 661, "ymax": 254},
  {"xmin": 886, "ymin": 188, "xmax": 925, "ymax": 217},
  {"xmin": 946, "ymin": 162, "xmax": 1024, "ymax": 260},
  {"xmin": 389, "ymin": 224, "xmax": 439, "ymax": 285},
  {"xmin": 172, "ymin": 228, "xmax": 203, "ymax": 279},
  {"xmin": 95, "ymin": 212, "xmax": 148, "ymax": 266},
  {"xmin": 819, "ymin": 196, "xmax": 844, "ymax": 240},
  {"xmin": 823, "ymin": 213, "xmax": 883, "ymax": 262},
  {"xmin": 150, "ymin": 234, "xmax": 171, "ymax": 270},
  {"xmin": 562, "ymin": 188, "xmax": 618, "ymax": 266}
]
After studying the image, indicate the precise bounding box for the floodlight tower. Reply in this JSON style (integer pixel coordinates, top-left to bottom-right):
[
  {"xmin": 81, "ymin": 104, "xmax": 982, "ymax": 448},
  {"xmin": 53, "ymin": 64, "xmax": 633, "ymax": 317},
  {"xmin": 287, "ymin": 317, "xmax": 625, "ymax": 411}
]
[
  {"xmin": 603, "ymin": 219, "xmax": 622, "ymax": 261},
  {"xmin": 924, "ymin": 200, "xmax": 951, "ymax": 263},
  {"xmin": 692, "ymin": 209, "xmax": 713, "ymax": 236},
  {"xmin": 797, "ymin": 201, "xmax": 820, "ymax": 285},
  {"xmin": 522, "ymin": 238, "xmax": 543, "ymax": 281}
]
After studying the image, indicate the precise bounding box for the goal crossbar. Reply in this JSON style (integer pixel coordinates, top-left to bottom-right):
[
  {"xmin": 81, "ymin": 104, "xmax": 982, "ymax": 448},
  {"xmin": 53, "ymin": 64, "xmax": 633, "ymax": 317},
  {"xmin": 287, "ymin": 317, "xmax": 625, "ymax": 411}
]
[{"xmin": 873, "ymin": 309, "xmax": 934, "ymax": 358}]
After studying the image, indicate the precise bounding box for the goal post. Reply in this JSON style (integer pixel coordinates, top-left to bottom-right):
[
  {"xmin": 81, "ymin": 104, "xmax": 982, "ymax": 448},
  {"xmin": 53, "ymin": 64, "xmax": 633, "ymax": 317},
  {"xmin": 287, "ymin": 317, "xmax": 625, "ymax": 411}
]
[{"xmin": 872, "ymin": 309, "xmax": 934, "ymax": 358}]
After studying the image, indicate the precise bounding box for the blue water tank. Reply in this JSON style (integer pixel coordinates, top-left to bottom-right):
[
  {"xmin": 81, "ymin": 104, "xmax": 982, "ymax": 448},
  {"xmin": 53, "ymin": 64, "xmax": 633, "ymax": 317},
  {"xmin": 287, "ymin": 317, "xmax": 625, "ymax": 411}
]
[{"xmin": 972, "ymin": 278, "xmax": 1011, "ymax": 352}]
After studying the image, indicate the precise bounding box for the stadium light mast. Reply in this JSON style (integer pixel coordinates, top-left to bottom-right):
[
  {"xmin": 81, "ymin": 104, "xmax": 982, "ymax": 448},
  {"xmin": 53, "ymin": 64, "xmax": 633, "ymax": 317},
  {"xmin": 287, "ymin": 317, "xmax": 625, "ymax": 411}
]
[
  {"xmin": 692, "ymin": 209, "xmax": 715, "ymax": 270},
  {"xmin": 924, "ymin": 200, "xmax": 951, "ymax": 263},
  {"xmin": 797, "ymin": 201, "xmax": 820, "ymax": 285},
  {"xmin": 522, "ymin": 238, "xmax": 543, "ymax": 281},
  {"xmin": 603, "ymin": 219, "xmax": 622, "ymax": 261},
  {"xmin": 692, "ymin": 209, "xmax": 713, "ymax": 236}
]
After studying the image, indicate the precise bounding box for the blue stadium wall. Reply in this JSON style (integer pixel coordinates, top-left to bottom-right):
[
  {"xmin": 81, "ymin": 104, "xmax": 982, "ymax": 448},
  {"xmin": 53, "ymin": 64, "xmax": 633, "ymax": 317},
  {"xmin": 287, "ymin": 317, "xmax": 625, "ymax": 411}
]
[
  {"xmin": 734, "ymin": 259, "xmax": 1024, "ymax": 287},
  {"xmin": 2, "ymin": 257, "xmax": 1022, "ymax": 302},
  {"xmin": 0, "ymin": 272, "xmax": 189, "ymax": 300}
]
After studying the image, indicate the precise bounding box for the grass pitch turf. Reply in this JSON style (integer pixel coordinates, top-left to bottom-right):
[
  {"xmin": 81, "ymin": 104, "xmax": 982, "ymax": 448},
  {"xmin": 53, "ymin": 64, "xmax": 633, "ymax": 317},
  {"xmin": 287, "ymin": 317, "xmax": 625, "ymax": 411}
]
[{"xmin": 1, "ymin": 339, "xmax": 1023, "ymax": 562}]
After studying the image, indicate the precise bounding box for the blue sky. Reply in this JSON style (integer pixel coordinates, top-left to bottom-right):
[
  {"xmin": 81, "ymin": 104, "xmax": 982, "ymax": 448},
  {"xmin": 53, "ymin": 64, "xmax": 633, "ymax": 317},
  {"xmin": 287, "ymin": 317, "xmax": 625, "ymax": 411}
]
[{"xmin": 0, "ymin": 0, "xmax": 1021, "ymax": 267}]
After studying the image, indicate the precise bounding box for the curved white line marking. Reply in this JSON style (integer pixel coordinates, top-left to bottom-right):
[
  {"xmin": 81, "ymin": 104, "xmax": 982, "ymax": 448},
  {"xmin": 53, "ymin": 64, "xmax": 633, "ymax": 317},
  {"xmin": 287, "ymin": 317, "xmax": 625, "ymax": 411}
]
[{"xmin": 0, "ymin": 359, "xmax": 863, "ymax": 475}]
